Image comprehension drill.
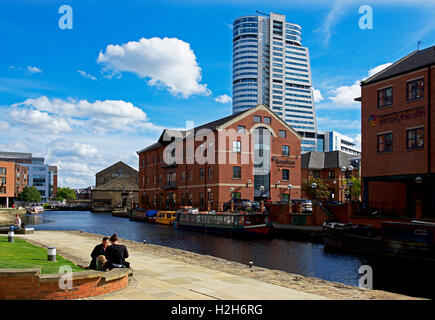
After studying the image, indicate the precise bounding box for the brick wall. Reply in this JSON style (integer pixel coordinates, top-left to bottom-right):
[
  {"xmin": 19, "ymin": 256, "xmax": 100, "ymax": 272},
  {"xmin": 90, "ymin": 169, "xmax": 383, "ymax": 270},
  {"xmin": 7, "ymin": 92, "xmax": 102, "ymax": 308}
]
[{"xmin": 0, "ymin": 268, "xmax": 130, "ymax": 300}]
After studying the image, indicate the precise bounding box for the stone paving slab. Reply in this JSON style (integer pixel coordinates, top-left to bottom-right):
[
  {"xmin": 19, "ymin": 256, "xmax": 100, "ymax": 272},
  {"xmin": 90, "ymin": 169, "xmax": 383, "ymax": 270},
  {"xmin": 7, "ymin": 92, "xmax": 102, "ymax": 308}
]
[
  {"xmin": 12, "ymin": 231, "xmax": 326, "ymax": 300},
  {"xmin": 9, "ymin": 231, "xmax": 423, "ymax": 300}
]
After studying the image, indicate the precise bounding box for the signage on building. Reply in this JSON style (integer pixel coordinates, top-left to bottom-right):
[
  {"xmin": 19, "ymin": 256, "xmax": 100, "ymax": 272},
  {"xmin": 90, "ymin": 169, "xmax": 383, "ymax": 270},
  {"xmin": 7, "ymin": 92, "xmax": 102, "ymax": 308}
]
[
  {"xmin": 112, "ymin": 174, "xmax": 130, "ymax": 178},
  {"xmin": 368, "ymin": 107, "xmax": 426, "ymax": 127},
  {"xmin": 272, "ymin": 157, "xmax": 296, "ymax": 167}
]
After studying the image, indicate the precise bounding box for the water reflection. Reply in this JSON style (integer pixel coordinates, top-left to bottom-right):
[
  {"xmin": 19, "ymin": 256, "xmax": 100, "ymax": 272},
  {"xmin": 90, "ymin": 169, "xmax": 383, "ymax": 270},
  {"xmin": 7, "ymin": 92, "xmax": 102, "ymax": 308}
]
[{"xmin": 22, "ymin": 211, "xmax": 434, "ymax": 298}]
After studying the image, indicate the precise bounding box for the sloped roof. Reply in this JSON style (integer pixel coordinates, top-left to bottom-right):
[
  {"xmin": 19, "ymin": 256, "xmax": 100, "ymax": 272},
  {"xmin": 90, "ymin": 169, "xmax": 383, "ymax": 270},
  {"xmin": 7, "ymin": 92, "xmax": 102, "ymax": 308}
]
[
  {"xmin": 93, "ymin": 176, "xmax": 138, "ymax": 191},
  {"xmin": 302, "ymin": 150, "xmax": 356, "ymax": 169},
  {"xmin": 137, "ymin": 104, "xmax": 302, "ymax": 154},
  {"xmin": 362, "ymin": 46, "xmax": 435, "ymax": 86},
  {"xmin": 95, "ymin": 161, "xmax": 138, "ymax": 176}
]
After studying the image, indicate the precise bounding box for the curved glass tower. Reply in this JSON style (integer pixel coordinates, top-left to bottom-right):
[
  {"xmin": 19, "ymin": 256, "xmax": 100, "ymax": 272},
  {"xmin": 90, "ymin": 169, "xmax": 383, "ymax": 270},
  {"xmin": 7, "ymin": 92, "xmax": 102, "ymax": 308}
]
[{"xmin": 232, "ymin": 12, "xmax": 317, "ymax": 152}]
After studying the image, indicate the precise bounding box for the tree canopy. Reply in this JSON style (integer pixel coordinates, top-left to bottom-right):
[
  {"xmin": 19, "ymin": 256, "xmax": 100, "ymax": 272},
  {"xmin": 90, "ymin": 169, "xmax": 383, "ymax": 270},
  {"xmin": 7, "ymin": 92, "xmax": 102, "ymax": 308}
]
[
  {"xmin": 18, "ymin": 186, "xmax": 42, "ymax": 203},
  {"xmin": 54, "ymin": 187, "xmax": 77, "ymax": 201},
  {"xmin": 302, "ymin": 177, "xmax": 331, "ymax": 201}
]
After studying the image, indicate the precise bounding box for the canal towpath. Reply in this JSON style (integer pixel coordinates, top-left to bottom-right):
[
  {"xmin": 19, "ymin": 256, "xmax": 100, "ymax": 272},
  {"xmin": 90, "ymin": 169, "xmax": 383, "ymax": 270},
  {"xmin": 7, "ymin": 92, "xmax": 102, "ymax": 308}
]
[{"xmin": 13, "ymin": 231, "xmax": 419, "ymax": 300}]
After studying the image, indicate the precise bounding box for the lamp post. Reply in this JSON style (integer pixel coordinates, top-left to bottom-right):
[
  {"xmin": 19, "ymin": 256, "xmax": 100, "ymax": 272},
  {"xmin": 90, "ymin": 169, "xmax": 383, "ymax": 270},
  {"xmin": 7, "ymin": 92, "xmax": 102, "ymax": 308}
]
[
  {"xmin": 288, "ymin": 184, "xmax": 292, "ymax": 214},
  {"xmin": 207, "ymin": 188, "xmax": 211, "ymax": 211},
  {"xmin": 311, "ymin": 182, "xmax": 317, "ymax": 202},
  {"xmin": 230, "ymin": 187, "xmax": 235, "ymax": 212},
  {"xmin": 415, "ymin": 177, "xmax": 423, "ymax": 219},
  {"xmin": 348, "ymin": 181, "xmax": 354, "ymax": 202},
  {"xmin": 341, "ymin": 165, "xmax": 354, "ymax": 202},
  {"xmin": 260, "ymin": 185, "xmax": 265, "ymax": 213},
  {"xmin": 129, "ymin": 191, "xmax": 133, "ymax": 211}
]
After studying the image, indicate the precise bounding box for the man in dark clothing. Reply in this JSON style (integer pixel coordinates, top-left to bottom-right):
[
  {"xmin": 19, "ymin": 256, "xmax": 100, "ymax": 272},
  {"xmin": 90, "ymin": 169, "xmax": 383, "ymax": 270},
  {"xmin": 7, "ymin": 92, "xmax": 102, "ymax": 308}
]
[
  {"xmin": 105, "ymin": 233, "xmax": 130, "ymax": 269},
  {"xmin": 89, "ymin": 237, "xmax": 110, "ymax": 270}
]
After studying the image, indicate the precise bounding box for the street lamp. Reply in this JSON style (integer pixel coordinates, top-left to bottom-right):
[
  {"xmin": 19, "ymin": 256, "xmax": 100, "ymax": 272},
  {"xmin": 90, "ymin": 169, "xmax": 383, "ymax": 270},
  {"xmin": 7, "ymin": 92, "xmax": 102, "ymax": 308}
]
[
  {"xmin": 207, "ymin": 188, "xmax": 211, "ymax": 211},
  {"xmin": 341, "ymin": 166, "xmax": 354, "ymax": 202},
  {"xmin": 246, "ymin": 179, "xmax": 251, "ymax": 188},
  {"xmin": 288, "ymin": 184, "xmax": 292, "ymax": 214},
  {"xmin": 348, "ymin": 181, "xmax": 354, "ymax": 202},
  {"xmin": 230, "ymin": 187, "xmax": 235, "ymax": 212},
  {"xmin": 311, "ymin": 182, "xmax": 317, "ymax": 202}
]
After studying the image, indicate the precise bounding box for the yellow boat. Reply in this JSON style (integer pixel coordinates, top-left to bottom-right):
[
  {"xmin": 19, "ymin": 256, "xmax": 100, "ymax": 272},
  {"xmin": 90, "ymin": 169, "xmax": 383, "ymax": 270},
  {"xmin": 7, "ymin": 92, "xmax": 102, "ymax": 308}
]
[{"xmin": 156, "ymin": 211, "xmax": 177, "ymax": 225}]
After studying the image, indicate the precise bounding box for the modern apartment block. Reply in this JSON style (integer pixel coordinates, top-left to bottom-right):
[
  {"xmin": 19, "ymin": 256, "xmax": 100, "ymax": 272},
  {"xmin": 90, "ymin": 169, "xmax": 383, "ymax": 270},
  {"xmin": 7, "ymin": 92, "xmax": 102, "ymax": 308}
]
[
  {"xmin": 316, "ymin": 131, "xmax": 361, "ymax": 156},
  {"xmin": 0, "ymin": 152, "xmax": 57, "ymax": 202},
  {"xmin": 232, "ymin": 12, "xmax": 317, "ymax": 152},
  {"xmin": 0, "ymin": 161, "xmax": 28, "ymax": 208}
]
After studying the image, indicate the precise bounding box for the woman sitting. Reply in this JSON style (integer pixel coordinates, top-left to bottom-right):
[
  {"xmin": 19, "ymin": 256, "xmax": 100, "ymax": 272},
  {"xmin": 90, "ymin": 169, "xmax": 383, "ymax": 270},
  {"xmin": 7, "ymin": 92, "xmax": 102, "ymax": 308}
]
[{"xmin": 105, "ymin": 233, "xmax": 130, "ymax": 269}]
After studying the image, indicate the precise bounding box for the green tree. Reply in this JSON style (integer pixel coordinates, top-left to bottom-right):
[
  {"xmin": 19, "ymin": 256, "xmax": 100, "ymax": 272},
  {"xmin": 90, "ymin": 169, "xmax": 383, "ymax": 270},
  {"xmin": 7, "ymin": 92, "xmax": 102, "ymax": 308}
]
[
  {"xmin": 348, "ymin": 176, "xmax": 361, "ymax": 200},
  {"xmin": 302, "ymin": 177, "xmax": 331, "ymax": 201},
  {"xmin": 18, "ymin": 186, "xmax": 42, "ymax": 203},
  {"xmin": 55, "ymin": 187, "xmax": 77, "ymax": 201}
]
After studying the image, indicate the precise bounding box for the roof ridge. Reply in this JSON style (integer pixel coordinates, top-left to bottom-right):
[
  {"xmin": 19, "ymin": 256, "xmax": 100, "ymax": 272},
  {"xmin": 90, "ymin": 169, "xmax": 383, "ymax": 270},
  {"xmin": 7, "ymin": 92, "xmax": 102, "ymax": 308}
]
[{"xmin": 362, "ymin": 50, "xmax": 418, "ymax": 85}]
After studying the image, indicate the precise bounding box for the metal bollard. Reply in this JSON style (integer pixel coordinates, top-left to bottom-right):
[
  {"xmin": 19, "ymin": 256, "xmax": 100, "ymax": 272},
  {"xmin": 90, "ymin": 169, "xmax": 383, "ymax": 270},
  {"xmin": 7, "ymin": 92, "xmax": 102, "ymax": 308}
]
[
  {"xmin": 8, "ymin": 231, "xmax": 14, "ymax": 243},
  {"xmin": 47, "ymin": 247, "xmax": 56, "ymax": 262}
]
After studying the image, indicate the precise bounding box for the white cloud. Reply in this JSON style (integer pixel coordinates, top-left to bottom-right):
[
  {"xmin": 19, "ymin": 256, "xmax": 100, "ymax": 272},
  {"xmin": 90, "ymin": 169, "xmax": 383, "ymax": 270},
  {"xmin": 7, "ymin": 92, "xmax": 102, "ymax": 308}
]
[
  {"xmin": 366, "ymin": 63, "xmax": 393, "ymax": 79},
  {"xmin": 320, "ymin": 63, "xmax": 392, "ymax": 109},
  {"xmin": 10, "ymin": 108, "xmax": 72, "ymax": 133},
  {"xmin": 0, "ymin": 121, "xmax": 10, "ymax": 131},
  {"xmin": 51, "ymin": 140, "xmax": 99, "ymax": 159},
  {"xmin": 27, "ymin": 66, "xmax": 43, "ymax": 74},
  {"xmin": 77, "ymin": 70, "xmax": 97, "ymax": 81},
  {"xmin": 10, "ymin": 96, "xmax": 161, "ymax": 133},
  {"xmin": 214, "ymin": 94, "xmax": 232, "ymax": 104},
  {"xmin": 313, "ymin": 88, "xmax": 324, "ymax": 103},
  {"xmin": 97, "ymin": 37, "xmax": 211, "ymax": 98}
]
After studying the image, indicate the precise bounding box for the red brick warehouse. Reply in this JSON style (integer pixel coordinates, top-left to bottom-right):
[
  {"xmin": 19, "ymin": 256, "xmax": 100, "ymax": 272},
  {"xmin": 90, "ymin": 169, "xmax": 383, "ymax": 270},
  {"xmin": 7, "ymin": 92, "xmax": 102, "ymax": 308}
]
[
  {"xmin": 137, "ymin": 104, "xmax": 302, "ymax": 211},
  {"xmin": 358, "ymin": 46, "xmax": 435, "ymax": 218}
]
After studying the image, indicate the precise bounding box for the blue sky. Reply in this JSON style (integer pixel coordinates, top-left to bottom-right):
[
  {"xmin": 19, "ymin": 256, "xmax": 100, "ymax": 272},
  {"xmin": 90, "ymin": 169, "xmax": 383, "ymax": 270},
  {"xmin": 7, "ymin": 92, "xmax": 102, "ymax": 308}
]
[{"xmin": 0, "ymin": 0, "xmax": 434, "ymax": 187}]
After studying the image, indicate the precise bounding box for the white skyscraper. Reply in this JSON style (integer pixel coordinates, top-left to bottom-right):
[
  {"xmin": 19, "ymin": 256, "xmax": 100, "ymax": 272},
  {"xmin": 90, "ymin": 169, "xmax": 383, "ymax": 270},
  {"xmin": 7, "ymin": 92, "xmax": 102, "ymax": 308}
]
[{"xmin": 232, "ymin": 12, "xmax": 317, "ymax": 152}]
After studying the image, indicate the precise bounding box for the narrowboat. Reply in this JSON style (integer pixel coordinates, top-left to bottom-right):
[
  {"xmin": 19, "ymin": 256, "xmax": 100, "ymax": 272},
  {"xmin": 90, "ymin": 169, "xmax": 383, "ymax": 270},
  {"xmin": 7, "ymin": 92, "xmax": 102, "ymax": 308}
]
[
  {"xmin": 175, "ymin": 210, "xmax": 274, "ymax": 235},
  {"xmin": 26, "ymin": 205, "xmax": 44, "ymax": 214},
  {"xmin": 111, "ymin": 206, "xmax": 130, "ymax": 218},
  {"xmin": 322, "ymin": 220, "xmax": 435, "ymax": 261},
  {"xmin": 156, "ymin": 211, "xmax": 177, "ymax": 225},
  {"xmin": 130, "ymin": 209, "xmax": 158, "ymax": 223}
]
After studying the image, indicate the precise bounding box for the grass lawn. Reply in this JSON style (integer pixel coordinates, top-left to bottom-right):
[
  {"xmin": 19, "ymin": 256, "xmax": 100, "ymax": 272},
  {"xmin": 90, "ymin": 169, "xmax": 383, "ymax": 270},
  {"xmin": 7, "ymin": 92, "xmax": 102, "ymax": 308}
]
[{"xmin": 0, "ymin": 236, "xmax": 83, "ymax": 274}]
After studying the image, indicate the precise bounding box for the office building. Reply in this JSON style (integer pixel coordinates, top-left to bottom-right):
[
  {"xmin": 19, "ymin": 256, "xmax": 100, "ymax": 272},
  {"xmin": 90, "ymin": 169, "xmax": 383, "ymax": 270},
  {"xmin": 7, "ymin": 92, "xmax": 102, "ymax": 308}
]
[
  {"xmin": 232, "ymin": 12, "xmax": 317, "ymax": 152},
  {"xmin": 359, "ymin": 45, "xmax": 435, "ymax": 218},
  {"xmin": 316, "ymin": 131, "xmax": 361, "ymax": 156},
  {"xmin": 0, "ymin": 152, "xmax": 57, "ymax": 202},
  {"xmin": 137, "ymin": 104, "xmax": 302, "ymax": 210}
]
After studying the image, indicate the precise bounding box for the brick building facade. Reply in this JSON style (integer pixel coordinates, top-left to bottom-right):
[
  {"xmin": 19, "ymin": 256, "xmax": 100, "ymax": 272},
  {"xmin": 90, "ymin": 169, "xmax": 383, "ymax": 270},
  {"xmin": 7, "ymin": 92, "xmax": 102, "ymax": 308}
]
[
  {"xmin": 0, "ymin": 161, "xmax": 29, "ymax": 207},
  {"xmin": 359, "ymin": 46, "xmax": 435, "ymax": 218},
  {"xmin": 301, "ymin": 151, "xmax": 360, "ymax": 202},
  {"xmin": 137, "ymin": 104, "xmax": 302, "ymax": 210}
]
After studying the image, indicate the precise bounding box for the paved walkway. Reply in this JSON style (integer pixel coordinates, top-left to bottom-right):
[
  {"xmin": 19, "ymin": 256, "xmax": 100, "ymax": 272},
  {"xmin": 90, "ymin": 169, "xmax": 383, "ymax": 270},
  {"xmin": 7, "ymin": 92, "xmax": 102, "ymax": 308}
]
[{"xmin": 15, "ymin": 231, "xmax": 326, "ymax": 300}]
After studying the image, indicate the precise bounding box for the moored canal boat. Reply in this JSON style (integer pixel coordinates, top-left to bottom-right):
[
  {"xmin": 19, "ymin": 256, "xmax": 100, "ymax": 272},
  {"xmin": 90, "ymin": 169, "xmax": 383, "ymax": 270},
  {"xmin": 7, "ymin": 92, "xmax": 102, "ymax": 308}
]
[
  {"xmin": 130, "ymin": 209, "xmax": 158, "ymax": 223},
  {"xmin": 156, "ymin": 211, "xmax": 177, "ymax": 225},
  {"xmin": 111, "ymin": 206, "xmax": 130, "ymax": 218},
  {"xmin": 175, "ymin": 210, "xmax": 274, "ymax": 235},
  {"xmin": 322, "ymin": 220, "xmax": 435, "ymax": 261}
]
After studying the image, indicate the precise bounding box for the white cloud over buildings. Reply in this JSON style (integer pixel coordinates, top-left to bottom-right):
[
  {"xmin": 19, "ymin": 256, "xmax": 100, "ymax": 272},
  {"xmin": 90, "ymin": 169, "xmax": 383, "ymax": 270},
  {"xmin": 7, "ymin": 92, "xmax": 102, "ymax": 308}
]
[{"xmin": 97, "ymin": 37, "xmax": 211, "ymax": 98}]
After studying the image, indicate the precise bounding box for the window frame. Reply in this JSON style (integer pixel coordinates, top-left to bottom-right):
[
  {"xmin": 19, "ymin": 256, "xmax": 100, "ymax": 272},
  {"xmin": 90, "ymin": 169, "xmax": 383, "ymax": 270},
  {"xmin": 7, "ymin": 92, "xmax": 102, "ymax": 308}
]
[
  {"xmin": 254, "ymin": 115, "xmax": 262, "ymax": 123},
  {"xmin": 264, "ymin": 116, "xmax": 271, "ymax": 124},
  {"xmin": 282, "ymin": 169, "xmax": 290, "ymax": 181},
  {"xmin": 407, "ymin": 78, "xmax": 424, "ymax": 101},
  {"xmin": 406, "ymin": 127, "xmax": 424, "ymax": 150},
  {"xmin": 233, "ymin": 140, "xmax": 242, "ymax": 153},
  {"xmin": 377, "ymin": 132, "xmax": 393, "ymax": 153},
  {"xmin": 233, "ymin": 166, "xmax": 242, "ymax": 179},
  {"xmin": 377, "ymin": 86, "xmax": 393, "ymax": 108},
  {"xmin": 279, "ymin": 130, "xmax": 286, "ymax": 138},
  {"xmin": 282, "ymin": 145, "xmax": 290, "ymax": 156}
]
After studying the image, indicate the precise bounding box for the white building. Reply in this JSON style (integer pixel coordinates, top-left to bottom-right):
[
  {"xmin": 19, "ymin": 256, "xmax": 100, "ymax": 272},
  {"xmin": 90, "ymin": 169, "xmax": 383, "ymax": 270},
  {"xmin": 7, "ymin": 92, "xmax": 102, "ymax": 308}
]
[
  {"xmin": 232, "ymin": 12, "xmax": 317, "ymax": 152},
  {"xmin": 0, "ymin": 152, "xmax": 57, "ymax": 202},
  {"xmin": 316, "ymin": 131, "xmax": 361, "ymax": 156}
]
